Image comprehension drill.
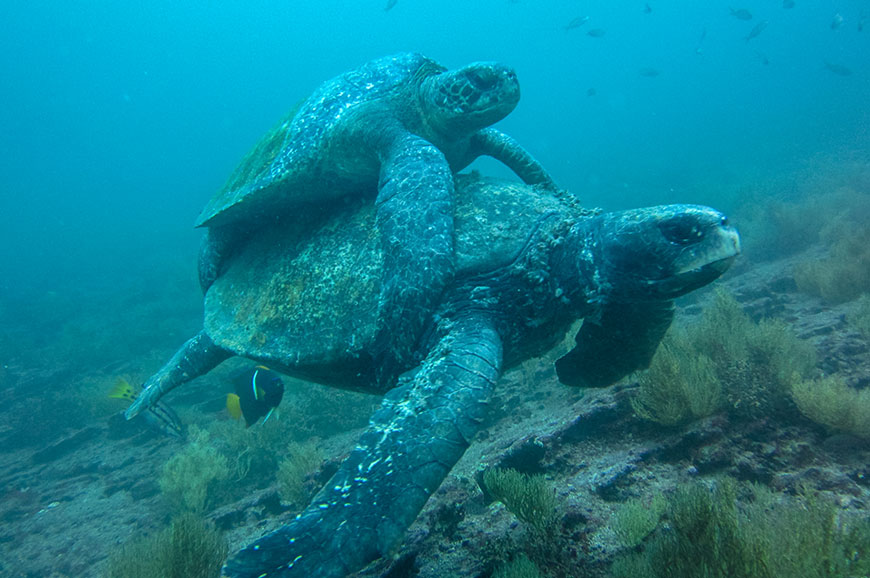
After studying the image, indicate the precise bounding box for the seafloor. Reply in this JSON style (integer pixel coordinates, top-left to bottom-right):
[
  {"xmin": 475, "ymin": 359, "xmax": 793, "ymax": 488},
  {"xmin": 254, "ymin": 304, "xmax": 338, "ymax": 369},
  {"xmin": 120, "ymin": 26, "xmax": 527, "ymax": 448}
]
[{"xmin": 1, "ymin": 161, "xmax": 869, "ymax": 577}]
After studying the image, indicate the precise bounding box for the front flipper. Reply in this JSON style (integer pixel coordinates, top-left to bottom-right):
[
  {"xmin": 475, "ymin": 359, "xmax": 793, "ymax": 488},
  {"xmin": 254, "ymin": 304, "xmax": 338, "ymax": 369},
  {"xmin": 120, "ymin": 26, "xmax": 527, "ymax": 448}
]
[
  {"xmin": 556, "ymin": 301, "xmax": 675, "ymax": 388},
  {"xmin": 467, "ymin": 127, "xmax": 558, "ymax": 189},
  {"xmin": 223, "ymin": 315, "xmax": 503, "ymax": 578},
  {"xmin": 373, "ymin": 134, "xmax": 456, "ymax": 382},
  {"xmin": 125, "ymin": 330, "xmax": 231, "ymax": 420}
]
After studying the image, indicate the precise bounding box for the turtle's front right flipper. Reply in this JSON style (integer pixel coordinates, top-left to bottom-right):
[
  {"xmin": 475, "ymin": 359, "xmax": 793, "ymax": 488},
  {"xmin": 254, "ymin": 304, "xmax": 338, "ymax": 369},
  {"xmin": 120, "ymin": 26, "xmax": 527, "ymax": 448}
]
[
  {"xmin": 224, "ymin": 315, "xmax": 503, "ymax": 578},
  {"xmin": 125, "ymin": 330, "xmax": 231, "ymax": 420}
]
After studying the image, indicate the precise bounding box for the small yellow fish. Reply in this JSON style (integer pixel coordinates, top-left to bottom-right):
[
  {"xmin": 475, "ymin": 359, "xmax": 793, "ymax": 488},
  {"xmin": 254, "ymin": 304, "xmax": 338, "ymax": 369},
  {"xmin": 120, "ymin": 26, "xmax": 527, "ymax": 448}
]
[
  {"xmin": 109, "ymin": 377, "xmax": 183, "ymax": 437},
  {"xmin": 108, "ymin": 378, "xmax": 137, "ymax": 403}
]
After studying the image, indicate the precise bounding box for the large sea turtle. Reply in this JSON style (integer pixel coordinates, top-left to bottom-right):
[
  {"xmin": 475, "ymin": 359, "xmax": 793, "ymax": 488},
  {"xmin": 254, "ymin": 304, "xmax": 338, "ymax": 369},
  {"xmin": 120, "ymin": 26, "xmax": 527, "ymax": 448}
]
[
  {"xmin": 126, "ymin": 175, "xmax": 739, "ymax": 577},
  {"xmin": 197, "ymin": 52, "xmax": 557, "ymax": 377}
]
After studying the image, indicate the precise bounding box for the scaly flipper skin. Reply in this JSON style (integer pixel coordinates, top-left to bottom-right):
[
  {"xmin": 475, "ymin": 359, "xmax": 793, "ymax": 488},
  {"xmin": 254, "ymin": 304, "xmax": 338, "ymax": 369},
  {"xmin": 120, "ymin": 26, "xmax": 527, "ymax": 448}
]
[
  {"xmin": 373, "ymin": 134, "xmax": 456, "ymax": 378},
  {"xmin": 124, "ymin": 331, "xmax": 230, "ymax": 420},
  {"xmin": 466, "ymin": 127, "xmax": 558, "ymax": 190},
  {"xmin": 223, "ymin": 316, "xmax": 502, "ymax": 577}
]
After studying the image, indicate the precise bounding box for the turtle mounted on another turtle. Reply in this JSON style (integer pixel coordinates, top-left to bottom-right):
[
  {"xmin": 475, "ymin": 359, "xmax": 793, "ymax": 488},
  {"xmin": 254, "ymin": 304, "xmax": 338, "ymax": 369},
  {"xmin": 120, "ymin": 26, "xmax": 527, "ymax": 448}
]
[
  {"xmin": 126, "ymin": 174, "xmax": 740, "ymax": 578},
  {"xmin": 198, "ymin": 52, "xmax": 558, "ymax": 377}
]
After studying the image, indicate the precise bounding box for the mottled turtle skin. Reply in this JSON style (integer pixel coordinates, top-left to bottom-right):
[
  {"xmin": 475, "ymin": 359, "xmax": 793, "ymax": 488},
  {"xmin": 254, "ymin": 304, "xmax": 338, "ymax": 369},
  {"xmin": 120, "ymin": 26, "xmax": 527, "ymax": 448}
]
[
  {"xmin": 126, "ymin": 175, "xmax": 740, "ymax": 578},
  {"xmin": 197, "ymin": 52, "xmax": 557, "ymax": 377}
]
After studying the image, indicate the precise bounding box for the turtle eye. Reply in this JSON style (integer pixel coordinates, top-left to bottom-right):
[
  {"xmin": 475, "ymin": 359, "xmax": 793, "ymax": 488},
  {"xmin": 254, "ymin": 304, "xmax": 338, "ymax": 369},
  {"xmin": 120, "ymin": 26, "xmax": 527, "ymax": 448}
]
[
  {"xmin": 659, "ymin": 216, "xmax": 704, "ymax": 245},
  {"xmin": 467, "ymin": 69, "xmax": 497, "ymax": 91}
]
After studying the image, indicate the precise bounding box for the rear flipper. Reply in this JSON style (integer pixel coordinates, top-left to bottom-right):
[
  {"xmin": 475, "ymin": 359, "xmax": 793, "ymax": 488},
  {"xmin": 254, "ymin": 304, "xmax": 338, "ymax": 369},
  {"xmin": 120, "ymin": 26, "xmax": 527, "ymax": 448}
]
[
  {"xmin": 556, "ymin": 301, "xmax": 675, "ymax": 388},
  {"xmin": 223, "ymin": 315, "xmax": 503, "ymax": 578},
  {"xmin": 125, "ymin": 330, "xmax": 231, "ymax": 420},
  {"xmin": 198, "ymin": 224, "xmax": 253, "ymax": 294}
]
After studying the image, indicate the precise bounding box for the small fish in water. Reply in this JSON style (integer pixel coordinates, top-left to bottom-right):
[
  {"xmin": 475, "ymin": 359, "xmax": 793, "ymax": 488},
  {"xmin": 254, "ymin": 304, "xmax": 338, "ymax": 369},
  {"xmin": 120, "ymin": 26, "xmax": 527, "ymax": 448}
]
[
  {"xmin": 824, "ymin": 61, "xmax": 852, "ymax": 76},
  {"xmin": 384, "ymin": 0, "xmax": 398, "ymax": 11},
  {"xmin": 109, "ymin": 378, "xmax": 183, "ymax": 437},
  {"xmin": 730, "ymin": 7, "xmax": 753, "ymax": 21},
  {"xmin": 586, "ymin": 28, "xmax": 606, "ymax": 38},
  {"xmin": 831, "ymin": 13, "xmax": 844, "ymax": 30},
  {"xmin": 586, "ymin": 87, "xmax": 597, "ymax": 97},
  {"xmin": 564, "ymin": 16, "xmax": 589, "ymax": 31},
  {"xmin": 755, "ymin": 51, "xmax": 770, "ymax": 65},
  {"xmin": 745, "ymin": 20, "xmax": 768, "ymax": 41},
  {"xmin": 782, "ymin": 0, "xmax": 795, "ymax": 8},
  {"xmin": 639, "ymin": 67, "xmax": 660, "ymax": 77},
  {"xmin": 644, "ymin": 4, "xmax": 652, "ymax": 14},
  {"xmin": 226, "ymin": 365, "xmax": 285, "ymax": 427},
  {"xmin": 694, "ymin": 27, "xmax": 707, "ymax": 54}
]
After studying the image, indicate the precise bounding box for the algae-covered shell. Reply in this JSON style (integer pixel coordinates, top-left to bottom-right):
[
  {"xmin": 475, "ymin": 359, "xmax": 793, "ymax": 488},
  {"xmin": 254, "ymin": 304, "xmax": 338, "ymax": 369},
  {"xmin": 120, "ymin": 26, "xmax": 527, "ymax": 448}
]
[{"xmin": 204, "ymin": 175, "xmax": 581, "ymax": 387}]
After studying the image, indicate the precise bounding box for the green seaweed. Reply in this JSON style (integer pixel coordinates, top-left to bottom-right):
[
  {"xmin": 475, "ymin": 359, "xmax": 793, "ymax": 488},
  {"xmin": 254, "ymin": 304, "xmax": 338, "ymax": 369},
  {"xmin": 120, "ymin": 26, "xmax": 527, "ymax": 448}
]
[
  {"xmin": 483, "ymin": 468, "xmax": 559, "ymax": 533},
  {"xmin": 847, "ymin": 294, "xmax": 870, "ymax": 338},
  {"xmin": 632, "ymin": 290, "xmax": 816, "ymax": 425},
  {"xmin": 276, "ymin": 440, "xmax": 323, "ymax": 507},
  {"xmin": 103, "ymin": 513, "xmax": 227, "ymax": 578},
  {"xmin": 733, "ymin": 162, "xmax": 870, "ymax": 262},
  {"xmin": 794, "ymin": 217, "xmax": 870, "ymax": 303},
  {"xmin": 791, "ymin": 374, "xmax": 870, "ymax": 439},
  {"xmin": 630, "ymin": 335, "xmax": 722, "ymax": 426},
  {"xmin": 207, "ymin": 414, "xmax": 296, "ymax": 482},
  {"xmin": 158, "ymin": 426, "xmax": 230, "ymax": 512},
  {"xmin": 492, "ymin": 553, "xmax": 543, "ymax": 578},
  {"xmin": 610, "ymin": 495, "xmax": 666, "ymax": 548},
  {"xmin": 610, "ymin": 479, "xmax": 870, "ymax": 578}
]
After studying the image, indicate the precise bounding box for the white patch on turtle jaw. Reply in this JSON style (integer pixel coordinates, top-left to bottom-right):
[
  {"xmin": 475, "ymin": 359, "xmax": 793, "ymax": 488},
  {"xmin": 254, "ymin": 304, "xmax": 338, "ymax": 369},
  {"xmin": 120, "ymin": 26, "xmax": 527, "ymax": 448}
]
[{"xmin": 672, "ymin": 226, "xmax": 741, "ymax": 277}]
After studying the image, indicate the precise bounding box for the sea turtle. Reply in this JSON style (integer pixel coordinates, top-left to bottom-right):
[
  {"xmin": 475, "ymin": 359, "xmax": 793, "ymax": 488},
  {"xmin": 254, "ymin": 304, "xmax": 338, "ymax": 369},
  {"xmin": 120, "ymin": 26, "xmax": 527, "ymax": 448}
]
[
  {"xmin": 126, "ymin": 175, "xmax": 740, "ymax": 577},
  {"xmin": 197, "ymin": 52, "xmax": 557, "ymax": 377}
]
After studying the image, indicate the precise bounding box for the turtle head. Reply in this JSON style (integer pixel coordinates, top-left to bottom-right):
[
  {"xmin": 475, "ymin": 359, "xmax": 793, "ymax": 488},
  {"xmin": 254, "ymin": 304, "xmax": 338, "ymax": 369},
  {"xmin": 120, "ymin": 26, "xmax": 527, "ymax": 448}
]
[
  {"xmin": 588, "ymin": 204, "xmax": 741, "ymax": 303},
  {"xmin": 420, "ymin": 62, "xmax": 520, "ymax": 135}
]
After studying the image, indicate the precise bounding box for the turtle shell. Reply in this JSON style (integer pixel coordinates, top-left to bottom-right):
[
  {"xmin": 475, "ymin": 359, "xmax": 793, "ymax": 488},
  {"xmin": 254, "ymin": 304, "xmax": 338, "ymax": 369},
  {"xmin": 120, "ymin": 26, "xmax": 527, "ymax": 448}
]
[
  {"xmin": 204, "ymin": 175, "xmax": 581, "ymax": 388},
  {"xmin": 196, "ymin": 53, "xmax": 446, "ymax": 228}
]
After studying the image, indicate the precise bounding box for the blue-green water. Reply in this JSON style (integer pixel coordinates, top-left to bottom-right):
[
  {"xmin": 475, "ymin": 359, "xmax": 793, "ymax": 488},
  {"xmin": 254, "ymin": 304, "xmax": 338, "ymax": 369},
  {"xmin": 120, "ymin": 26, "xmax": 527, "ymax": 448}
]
[
  {"xmin": 1, "ymin": 2, "xmax": 869, "ymax": 576},
  {"xmin": 0, "ymin": 0, "xmax": 866, "ymax": 300}
]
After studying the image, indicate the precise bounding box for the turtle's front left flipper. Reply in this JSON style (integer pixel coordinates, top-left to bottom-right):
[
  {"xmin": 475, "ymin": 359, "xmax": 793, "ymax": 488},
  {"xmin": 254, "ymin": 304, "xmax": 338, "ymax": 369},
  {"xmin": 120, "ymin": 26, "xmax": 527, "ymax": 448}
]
[
  {"xmin": 468, "ymin": 127, "xmax": 558, "ymax": 189},
  {"xmin": 223, "ymin": 315, "xmax": 503, "ymax": 578},
  {"xmin": 125, "ymin": 330, "xmax": 231, "ymax": 420},
  {"xmin": 556, "ymin": 301, "xmax": 675, "ymax": 388},
  {"xmin": 373, "ymin": 133, "xmax": 456, "ymax": 381}
]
